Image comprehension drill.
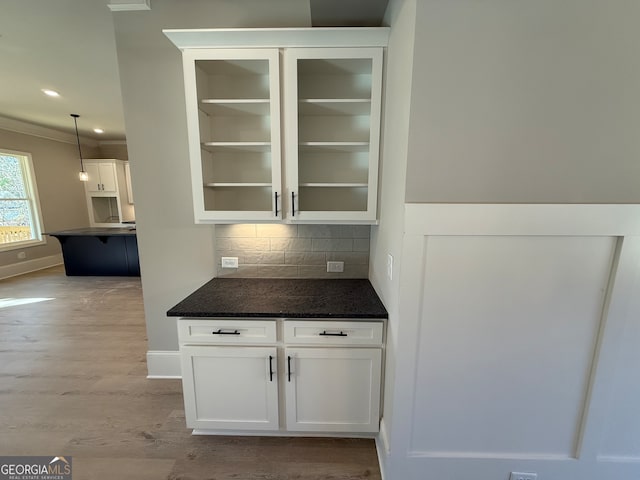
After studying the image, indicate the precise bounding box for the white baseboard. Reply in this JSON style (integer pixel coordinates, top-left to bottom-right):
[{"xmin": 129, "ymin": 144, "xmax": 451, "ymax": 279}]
[
  {"xmin": 146, "ymin": 351, "xmax": 181, "ymax": 379},
  {"xmin": 376, "ymin": 417, "xmax": 390, "ymax": 480},
  {"xmin": 0, "ymin": 254, "xmax": 63, "ymax": 280}
]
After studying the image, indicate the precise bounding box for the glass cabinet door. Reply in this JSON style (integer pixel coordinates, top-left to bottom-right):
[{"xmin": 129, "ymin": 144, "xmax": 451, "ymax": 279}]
[
  {"xmin": 284, "ymin": 47, "xmax": 383, "ymax": 224},
  {"xmin": 183, "ymin": 48, "xmax": 282, "ymax": 223}
]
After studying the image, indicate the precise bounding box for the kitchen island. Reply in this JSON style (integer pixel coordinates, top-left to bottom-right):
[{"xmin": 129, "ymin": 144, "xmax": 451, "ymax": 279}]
[
  {"xmin": 168, "ymin": 278, "xmax": 387, "ymax": 435},
  {"xmin": 46, "ymin": 227, "xmax": 140, "ymax": 276}
]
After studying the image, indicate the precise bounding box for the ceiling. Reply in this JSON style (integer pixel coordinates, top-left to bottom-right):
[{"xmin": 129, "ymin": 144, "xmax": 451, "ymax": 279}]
[{"xmin": 0, "ymin": 0, "xmax": 388, "ymax": 142}]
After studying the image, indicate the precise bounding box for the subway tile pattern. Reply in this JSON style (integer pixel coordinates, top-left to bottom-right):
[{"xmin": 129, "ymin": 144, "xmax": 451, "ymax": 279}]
[{"xmin": 215, "ymin": 224, "xmax": 370, "ymax": 278}]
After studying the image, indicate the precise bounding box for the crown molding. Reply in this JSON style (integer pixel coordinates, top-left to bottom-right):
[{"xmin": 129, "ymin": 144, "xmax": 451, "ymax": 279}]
[{"xmin": 0, "ymin": 115, "xmax": 98, "ymax": 147}]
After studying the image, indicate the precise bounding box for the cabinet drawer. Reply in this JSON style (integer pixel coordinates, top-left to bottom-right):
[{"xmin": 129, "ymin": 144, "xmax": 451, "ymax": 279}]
[
  {"xmin": 178, "ymin": 319, "xmax": 277, "ymax": 345},
  {"xmin": 284, "ymin": 320, "xmax": 383, "ymax": 346}
]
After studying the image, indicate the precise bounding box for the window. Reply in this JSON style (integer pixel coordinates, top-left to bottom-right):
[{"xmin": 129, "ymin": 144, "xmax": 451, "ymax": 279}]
[{"xmin": 0, "ymin": 150, "xmax": 44, "ymax": 250}]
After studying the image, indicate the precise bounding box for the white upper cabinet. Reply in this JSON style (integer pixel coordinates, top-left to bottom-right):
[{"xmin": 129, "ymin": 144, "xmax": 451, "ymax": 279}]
[
  {"xmin": 166, "ymin": 28, "xmax": 388, "ymax": 224},
  {"xmin": 85, "ymin": 162, "xmax": 117, "ymax": 194}
]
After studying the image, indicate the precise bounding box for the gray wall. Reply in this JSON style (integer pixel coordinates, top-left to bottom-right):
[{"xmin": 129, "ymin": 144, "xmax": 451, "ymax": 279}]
[
  {"xmin": 112, "ymin": 0, "xmax": 311, "ymax": 352},
  {"xmin": 0, "ymin": 128, "xmax": 96, "ymax": 269},
  {"xmin": 405, "ymin": 0, "xmax": 640, "ymax": 203}
]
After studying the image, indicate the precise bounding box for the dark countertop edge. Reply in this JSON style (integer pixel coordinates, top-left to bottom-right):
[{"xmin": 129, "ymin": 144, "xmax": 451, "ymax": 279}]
[
  {"xmin": 167, "ymin": 312, "xmax": 388, "ymax": 319},
  {"xmin": 45, "ymin": 228, "xmax": 136, "ymax": 236}
]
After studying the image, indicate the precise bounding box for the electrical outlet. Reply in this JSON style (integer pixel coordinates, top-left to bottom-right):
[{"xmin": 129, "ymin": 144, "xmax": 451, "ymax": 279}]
[
  {"xmin": 327, "ymin": 261, "xmax": 344, "ymax": 273},
  {"xmin": 510, "ymin": 472, "xmax": 537, "ymax": 480},
  {"xmin": 387, "ymin": 254, "xmax": 393, "ymax": 280},
  {"xmin": 221, "ymin": 256, "xmax": 239, "ymax": 269}
]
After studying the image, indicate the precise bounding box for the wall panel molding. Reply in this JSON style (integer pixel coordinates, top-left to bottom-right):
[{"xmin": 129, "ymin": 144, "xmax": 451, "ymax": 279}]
[{"xmin": 385, "ymin": 203, "xmax": 640, "ymax": 480}]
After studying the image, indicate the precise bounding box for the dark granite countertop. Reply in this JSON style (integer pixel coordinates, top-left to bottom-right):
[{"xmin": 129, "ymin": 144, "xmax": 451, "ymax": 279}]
[
  {"xmin": 45, "ymin": 227, "xmax": 136, "ymax": 236},
  {"xmin": 167, "ymin": 278, "xmax": 388, "ymax": 319}
]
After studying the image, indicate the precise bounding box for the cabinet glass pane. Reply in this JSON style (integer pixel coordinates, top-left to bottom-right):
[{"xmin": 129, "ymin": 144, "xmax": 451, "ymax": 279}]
[
  {"xmin": 298, "ymin": 186, "xmax": 367, "ymax": 212},
  {"xmin": 203, "ymin": 151, "xmax": 273, "ymax": 184},
  {"xmin": 297, "ymin": 58, "xmax": 373, "ymax": 99},
  {"xmin": 298, "ymin": 151, "xmax": 368, "ymax": 184},
  {"xmin": 195, "ymin": 58, "xmax": 275, "ymax": 214},
  {"xmin": 195, "ymin": 59, "xmax": 270, "ymax": 99},
  {"xmin": 203, "ymin": 186, "xmax": 273, "ymax": 212},
  {"xmin": 296, "ymin": 58, "xmax": 373, "ymax": 213}
]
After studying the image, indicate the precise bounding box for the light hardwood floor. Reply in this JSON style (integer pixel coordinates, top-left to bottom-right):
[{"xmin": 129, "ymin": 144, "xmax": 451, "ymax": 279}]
[{"xmin": 0, "ymin": 266, "xmax": 381, "ymax": 480}]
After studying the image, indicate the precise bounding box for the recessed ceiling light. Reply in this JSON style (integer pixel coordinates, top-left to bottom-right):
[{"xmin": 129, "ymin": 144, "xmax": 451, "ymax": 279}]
[
  {"xmin": 93, "ymin": 128, "xmax": 104, "ymax": 134},
  {"xmin": 42, "ymin": 89, "xmax": 60, "ymax": 97}
]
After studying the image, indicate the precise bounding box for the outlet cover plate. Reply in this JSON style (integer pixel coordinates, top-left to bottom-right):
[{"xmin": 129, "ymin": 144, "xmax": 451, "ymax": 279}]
[
  {"xmin": 510, "ymin": 473, "xmax": 537, "ymax": 480},
  {"xmin": 327, "ymin": 261, "xmax": 344, "ymax": 273},
  {"xmin": 221, "ymin": 256, "xmax": 239, "ymax": 269}
]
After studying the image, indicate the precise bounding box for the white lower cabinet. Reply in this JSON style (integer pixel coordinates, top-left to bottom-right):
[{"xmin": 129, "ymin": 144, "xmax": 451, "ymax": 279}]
[
  {"xmin": 180, "ymin": 345, "xmax": 279, "ymax": 430},
  {"xmin": 178, "ymin": 318, "xmax": 384, "ymax": 435},
  {"xmin": 285, "ymin": 347, "xmax": 381, "ymax": 433}
]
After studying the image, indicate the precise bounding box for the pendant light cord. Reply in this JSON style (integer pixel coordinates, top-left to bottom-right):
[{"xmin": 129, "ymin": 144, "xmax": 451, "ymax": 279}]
[{"xmin": 71, "ymin": 113, "xmax": 84, "ymax": 172}]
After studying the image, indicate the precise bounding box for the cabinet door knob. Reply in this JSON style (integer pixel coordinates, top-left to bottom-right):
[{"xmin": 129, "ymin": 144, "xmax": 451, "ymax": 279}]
[
  {"xmin": 287, "ymin": 355, "xmax": 292, "ymax": 382},
  {"xmin": 212, "ymin": 329, "xmax": 240, "ymax": 335},
  {"xmin": 269, "ymin": 355, "xmax": 274, "ymax": 382}
]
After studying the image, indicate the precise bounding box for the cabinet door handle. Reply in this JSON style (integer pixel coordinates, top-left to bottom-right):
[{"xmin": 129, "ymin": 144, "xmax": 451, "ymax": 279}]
[
  {"xmin": 319, "ymin": 330, "xmax": 348, "ymax": 337},
  {"xmin": 274, "ymin": 192, "xmax": 279, "ymax": 217},
  {"xmin": 212, "ymin": 329, "xmax": 240, "ymax": 335},
  {"xmin": 269, "ymin": 355, "xmax": 274, "ymax": 382},
  {"xmin": 291, "ymin": 192, "xmax": 295, "ymax": 217},
  {"xmin": 287, "ymin": 355, "xmax": 292, "ymax": 382}
]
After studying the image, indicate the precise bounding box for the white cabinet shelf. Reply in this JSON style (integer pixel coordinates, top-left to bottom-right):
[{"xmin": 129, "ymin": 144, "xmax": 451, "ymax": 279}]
[
  {"xmin": 299, "ymin": 183, "xmax": 368, "ymax": 188},
  {"xmin": 168, "ymin": 28, "xmax": 386, "ymax": 224},
  {"xmin": 201, "ymin": 142, "xmax": 271, "ymax": 153},
  {"xmin": 205, "ymin": 182, "xmax": 272, "ymax": 187},
  {"xmin": 298, "ymin": 99, "xmax": 371, "ymax": 116},
  {"xmin": 200, "ymin": 99, "xmax": 270, "ymax": 116},
  {"xmin": 299, "ymin": 142, "xmax": 370, "ymax": 151}
]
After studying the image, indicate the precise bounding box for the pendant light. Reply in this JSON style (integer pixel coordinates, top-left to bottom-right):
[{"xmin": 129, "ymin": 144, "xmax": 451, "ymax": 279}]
[{"xmin": 71, "ymin": 114, "xmax": 88, "ymax": 181}]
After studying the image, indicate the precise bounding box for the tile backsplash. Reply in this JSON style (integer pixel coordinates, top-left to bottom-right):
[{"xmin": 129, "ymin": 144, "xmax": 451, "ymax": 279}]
[{"xmin": 215, "ymin": 224, "xmax": 370, "ymax": 278}]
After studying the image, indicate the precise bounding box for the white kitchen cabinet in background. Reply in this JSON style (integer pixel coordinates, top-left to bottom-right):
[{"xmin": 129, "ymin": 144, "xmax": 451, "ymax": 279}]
[
  {"xmin": 164, "ymin": 28, "xmax": 388, "ymax": 225},
  {"xmin": 84, "ymin": 161, "xmax": 117, "ymax": 194},
  {"xmin": 83, "ymin": 159, "xmax": 135, "ymax": 227}
]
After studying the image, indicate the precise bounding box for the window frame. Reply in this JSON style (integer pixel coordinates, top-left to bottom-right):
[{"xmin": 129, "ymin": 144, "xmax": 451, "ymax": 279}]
[{"xmin": 0, "ymin": 148, "xmax": 46, "ymax": 252}]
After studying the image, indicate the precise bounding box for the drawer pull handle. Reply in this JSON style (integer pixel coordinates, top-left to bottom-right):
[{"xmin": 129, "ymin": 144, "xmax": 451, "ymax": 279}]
[
  {"xmin": 287, "ymin": 355, "xmax": 292, "ymax": 382},
  {"xmin": 212, "ymin": 329, "xmax": 240, "ymax": 335},
  {"xmin": 319, "ymin": 330, "xmax": 347, "ymax": 337},
  {"xmin": 269, "ymin": 355, "xmax": 274, "ymax": 382}
]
